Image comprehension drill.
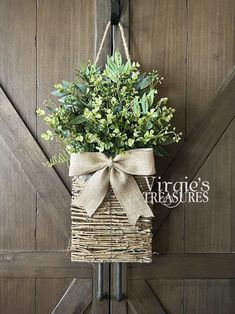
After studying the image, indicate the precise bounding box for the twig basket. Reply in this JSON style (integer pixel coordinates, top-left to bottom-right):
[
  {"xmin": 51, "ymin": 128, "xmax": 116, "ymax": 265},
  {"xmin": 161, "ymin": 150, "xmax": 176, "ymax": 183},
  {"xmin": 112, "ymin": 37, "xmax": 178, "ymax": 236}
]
[{"xmin": 70, "ymin": 175, "xmax": 152, "ymax": 263}]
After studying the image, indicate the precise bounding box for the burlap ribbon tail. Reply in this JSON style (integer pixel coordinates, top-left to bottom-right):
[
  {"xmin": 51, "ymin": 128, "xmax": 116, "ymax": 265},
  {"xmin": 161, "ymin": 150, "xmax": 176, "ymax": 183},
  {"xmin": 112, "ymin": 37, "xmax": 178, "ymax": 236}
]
[{"xmin": 69, "ymin": 148, "xmax": 156, "ymax": 225}]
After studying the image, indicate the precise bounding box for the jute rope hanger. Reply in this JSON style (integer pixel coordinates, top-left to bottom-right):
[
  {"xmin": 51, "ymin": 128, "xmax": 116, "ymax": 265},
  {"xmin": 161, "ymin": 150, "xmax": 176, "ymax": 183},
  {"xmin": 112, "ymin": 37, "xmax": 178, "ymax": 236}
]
[
  {"xmin": 93, "ymin": 22, "xmax": 132, "ymax": 263},
  {"xmin": 94, "ymin": 22, "xmax": 131, "ymax": 66}
]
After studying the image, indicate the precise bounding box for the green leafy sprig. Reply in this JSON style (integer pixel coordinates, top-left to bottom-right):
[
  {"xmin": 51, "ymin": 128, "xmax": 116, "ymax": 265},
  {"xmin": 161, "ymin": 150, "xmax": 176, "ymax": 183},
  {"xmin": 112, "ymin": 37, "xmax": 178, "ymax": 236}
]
[{"xmin": 37, "ymin": 50, "xmax": 182, "ymax": 164}]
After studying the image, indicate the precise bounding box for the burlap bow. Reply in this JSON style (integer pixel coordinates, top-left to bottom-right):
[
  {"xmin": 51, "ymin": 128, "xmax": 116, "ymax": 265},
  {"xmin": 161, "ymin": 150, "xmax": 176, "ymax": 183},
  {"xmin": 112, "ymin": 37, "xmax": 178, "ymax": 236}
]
[{"xmin": 69, "ymin": 148, "xmax": 156, "ymax": 225}]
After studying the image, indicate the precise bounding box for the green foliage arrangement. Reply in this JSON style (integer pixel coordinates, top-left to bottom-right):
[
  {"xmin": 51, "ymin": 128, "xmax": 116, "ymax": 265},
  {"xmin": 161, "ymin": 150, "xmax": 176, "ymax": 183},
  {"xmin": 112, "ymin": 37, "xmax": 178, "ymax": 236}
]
[{"xmin": 37, "ymin": 50, "xmax": 182, "ymax": 165}]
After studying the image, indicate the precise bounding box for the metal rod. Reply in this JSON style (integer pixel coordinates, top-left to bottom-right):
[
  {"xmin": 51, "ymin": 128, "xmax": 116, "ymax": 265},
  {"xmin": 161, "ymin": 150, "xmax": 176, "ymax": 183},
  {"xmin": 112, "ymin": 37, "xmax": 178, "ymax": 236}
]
[
  {"xmin": 97, "ymin": 263, "xmax": 104, "ymax": 301},
  {"xmin": 116, "ymin": 262, "xmax": 123, "ymax": 302},
  {"xmin": 111, "ymin": 0, "xmax": 120, "ymax": 25}
]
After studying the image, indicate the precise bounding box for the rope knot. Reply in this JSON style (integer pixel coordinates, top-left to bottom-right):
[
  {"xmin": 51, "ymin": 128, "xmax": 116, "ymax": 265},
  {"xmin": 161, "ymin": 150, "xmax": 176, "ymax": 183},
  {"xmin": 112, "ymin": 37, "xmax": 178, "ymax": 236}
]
[
  {"xmin": 107, "ymin": 157, "xmax": 113, "ymax": 168},
  {"xmin": 94, "ymin": 22, "xmax": 130, "ymax": 66}
]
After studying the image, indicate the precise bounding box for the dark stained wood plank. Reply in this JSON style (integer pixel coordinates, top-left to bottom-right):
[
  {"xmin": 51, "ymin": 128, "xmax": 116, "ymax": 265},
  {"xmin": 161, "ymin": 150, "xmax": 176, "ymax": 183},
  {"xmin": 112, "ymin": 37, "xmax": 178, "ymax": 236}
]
[
  {"xmin": 130, "ymin": 0, "xmax": 187, "ymax": 252},
  {"xmin": 232, "ymin": 120, "xmax": 235, "ymax": 252},
  {"xmin": 129, "ymin": 254, "xmax": 235, "ymax": 280},
  {"xmin": 0, "ymin": 86, "xmax": 71, "ymax": 242},
  {"xmin": 0, "ymin": 0, "xmax": 37, "ymax": 249},
  {"xmin": 0, "ymin": 135, "xmax": 36, "ymax": 250},
  {"xmin": 36, "ymin": 194, "xmax": 69, "ymax": 250},
  {"xmin": 184, "ymin": 279, "xmax": 235, "ymax": 314},
  {"xmin": 128, "ymin": 280, "xmax": 166, "ymax": 314},
  {"xmin": 130, "ymin": 0, "xmax": 186, "ymax": 165},
  {"xmin": 0, "ymin": 2, "xmax": 37, "ymax": 311},
  {"xmin": 1, "ymin": 252, "xmax": 235, "ymax": 280},
  {"xmin": 52, "ymin": 279, "xmax": 92, "ymax": 314},
  {"xmin": 185, "ymin": 119, "xmax": 234, "ymax": 252},
  {"xmin": 0, "ymin": 0, "xmax": 36, "ymax": 133},
  {"xmin": 187, "ymin": 0, "xmax": 235, "ymax": 135},
  {"xmin": 153, "ymin": 204, "xmax": 185, "ymax": 253},
  {"xmin": 95, "ymin": 0, "xmax": 112, "ymax": 66},
  {"xmin": 37, "ymin": 0, "xmax": 95, "ymax": 187},
  {"xmin": 36, "ymin": 0, "xmax": 95, "ymax": 249},
  {"xmin": 0, "ymin": 278, "xmax": 35, "ymax": 314},
  {"xmin": 83, "ymin": 302, "xmax": 92, "ymax": 314},
  {"xmin": 148, "ymin": 280, "xmax": 183, "ymax": 314},
  {"xmin": 0, "ymin": 251, "xmax": 92, "ymax": 278},
  {"xmin": 36, "ymin": 278, "xmax": 72, "ymax": 314},
  {"xmin": 154, "ymin": 67, "xmax": 235, "ymax": 233}
]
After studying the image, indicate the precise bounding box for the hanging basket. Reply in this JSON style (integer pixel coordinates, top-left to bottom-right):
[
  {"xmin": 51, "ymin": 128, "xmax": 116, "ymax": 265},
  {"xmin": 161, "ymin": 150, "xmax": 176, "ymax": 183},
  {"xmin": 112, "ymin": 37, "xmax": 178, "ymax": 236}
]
[
  {"xmin": 36, "ymin": 21, "xmax": 181, "ymax": 264},
  {"xmin": 70, "ymin": 175, "xmax": 153, "ymax": 263}
]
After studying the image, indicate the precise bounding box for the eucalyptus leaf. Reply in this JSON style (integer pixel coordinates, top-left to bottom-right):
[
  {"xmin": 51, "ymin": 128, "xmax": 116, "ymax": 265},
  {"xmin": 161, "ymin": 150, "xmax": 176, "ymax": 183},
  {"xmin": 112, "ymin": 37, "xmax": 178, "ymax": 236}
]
[
  {"xmin": 141, "ymin": 93, "xmax": 148, "ymax": 113},
  {"xmin": 62, "ymin": 80, "xmax": 72, "ymax": 88},
  {"xmin": 51, "ymin": 90, "xmax": 64, "ymax": 97},
  {"xmin": 122, "ymin": 60, "xmax": 131, "ymax": 74},
  {"xmin": 114, "ymin": 49, "xmax": 122, "ymax": 66},
  {"xmin": 114, "ymin": 102, "xmax": 123, "ymax": 113},
  {"xmin": 148, "ymin": 89, "xmax": 155, "ymax": 107},
  {"xmin": 137, "ymin": 76, "xmax": 153, "ymax": 90},
  {"xmin": 58, "ymin": 96, "xmax": 67, "ymax": 103},
  {"xmin": 133, "ymin": 98, "xmax": 140, "ymax": 114},
  {"xmin": 75, "ymin": 83, "xmax": 88, "ymax": 93},
  {"xmin": 107, "ymin": 56, "xmax": 117, "ymax": 72},
  {"xmin": 69, "ymin": 115, "xmax": 86, "ymax": 125},
  {"xmin": 105, "ymin": 65, "xmax": 117, "ymax": 82},
  {"xmin": 37, "ymin": 49, "xmax": 182, "ymax": 165}
]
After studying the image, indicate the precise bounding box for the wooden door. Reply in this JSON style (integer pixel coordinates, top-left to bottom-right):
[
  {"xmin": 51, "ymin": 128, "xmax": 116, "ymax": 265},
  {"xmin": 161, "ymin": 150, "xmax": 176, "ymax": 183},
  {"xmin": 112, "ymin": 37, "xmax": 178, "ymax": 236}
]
[
  {"xmin": 0, "ymin": 0, "xmax": 235, "ymax": 313},
  {"xmin": 0, "ymin": 0, "xmax": 95, "ymax": 313},
  {"xmin": 123, "ymin": 1, "xmax": 235, "ymax": 313}
]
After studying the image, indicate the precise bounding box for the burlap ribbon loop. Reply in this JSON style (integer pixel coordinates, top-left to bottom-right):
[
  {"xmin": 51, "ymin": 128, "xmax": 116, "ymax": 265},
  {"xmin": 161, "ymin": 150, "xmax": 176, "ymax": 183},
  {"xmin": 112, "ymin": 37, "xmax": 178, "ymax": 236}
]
[{"xmin": 69, "ymin": 148, "xmax": 156, "ymax": 225}]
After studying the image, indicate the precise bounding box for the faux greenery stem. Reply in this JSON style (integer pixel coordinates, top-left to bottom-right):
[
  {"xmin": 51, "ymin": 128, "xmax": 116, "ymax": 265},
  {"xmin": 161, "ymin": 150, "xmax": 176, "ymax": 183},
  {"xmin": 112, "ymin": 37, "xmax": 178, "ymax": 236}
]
[{"xmin": 37, "ymin": 50, "xmax": 182, "ymax": 165}]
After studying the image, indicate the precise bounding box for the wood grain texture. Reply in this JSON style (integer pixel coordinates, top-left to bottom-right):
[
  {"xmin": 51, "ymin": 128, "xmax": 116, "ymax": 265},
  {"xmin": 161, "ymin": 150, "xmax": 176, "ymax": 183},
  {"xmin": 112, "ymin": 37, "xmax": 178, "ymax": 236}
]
[
  {"xmin": 0, "ymin": 86, "xmax": 71, "ymax": 243},
  {"xmin": 232, "ymin": 120, "xmax": 235, "ymax": 252},
  {"xmin": 0, "ymin": 2, "xmax": 37, "ymax": 312},
  {"xmin": 36, "ymin": 278, "xmax": 72, "ymax": 314},
  {"xmin": 130, "ymin": 0, "xmax": 187, "ymax": 253},
  {"xmin": 52, "ymin": 279, "xmax": 92, "ymax": 314},
  {"xmin": 36, "ymin": 0, "xmax": 95, "ymax": 250},
  {"xmin": 95, "ymin": 0, "xmax": 112, "ymax": 66},
  {"xmin": 128, "ymin": 280, "xmax": 166, "ymax": 314},
  {"xmin": 148, "ymin": 280, "xmax": 183, "ymax": 314},
  {"xmin": 36, "ymin": 194, "xmax": 69, "ymax": 250},
  {"xmin": 184, "ymin": 279, "xmax": 235, "ymax": 314},
  {"xmin": 154, "ymin": 67, "xmax": 235, "ymax": 234},
  {"xmin": 36, "ymin": 0, "xmax": 95, "ymax": 185},
  {"xmin": 185, "ymin": 119, "xmax": 234, "ymax": 252},
  {"xmin": 153, "ymin": 204, "xmax": 185, "ymax": 253},
  {"xmin": 84, "ymin": 302, "xmax": 92, "ymax": 314},
  {"xmin": 0, "ymin": 0, "xmax": 36, "ymax": 133},
  {"xmin": 0, "ymin": 278, "xmax": 35, "ymax": 314},
  {"xmin": 129, "ymin": 254, "xmax": 235, "ymax": 280},
  {"xmin": 130, "ymin": 0, "xmax": 186, "ymax": 157},
  {"xmin": 0, "ymin": 135, "xmax": 36, "ymax": 250},
  {"xmin": 187, "ymin": 0, "xmax": 235, "ymax": 135},
  {"xmin": 0, "ymin": 251, "xmax": 92, "ymax": 278},
  {"xmin": 1, "ymin": 252, "xmax": 235, "ymax": 280},
  {"xmin": 0, "ymin": 0, "xmax": 234, "ymax": 311}
]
